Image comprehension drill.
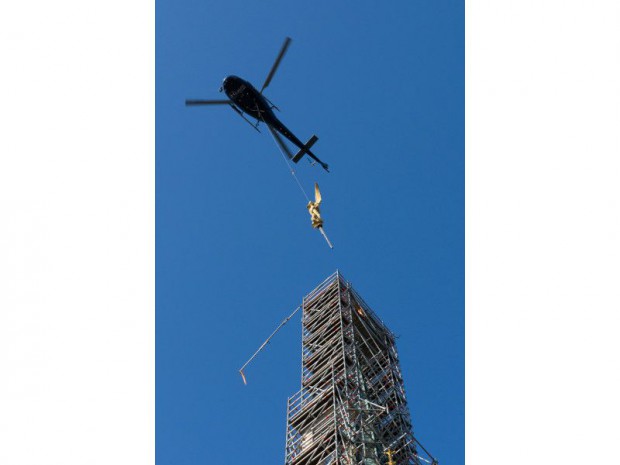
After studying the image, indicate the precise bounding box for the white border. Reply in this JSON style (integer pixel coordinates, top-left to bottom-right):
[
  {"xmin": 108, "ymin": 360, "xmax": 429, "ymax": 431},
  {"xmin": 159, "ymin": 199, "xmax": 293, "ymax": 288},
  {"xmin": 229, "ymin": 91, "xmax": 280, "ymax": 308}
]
[
  {"xmin": 0, "ymin": 1, "xmax": 154, "ymax": 464},
  {"xmin": 467, "ymin": 1, "xmax": 620, "ymax": 463}
]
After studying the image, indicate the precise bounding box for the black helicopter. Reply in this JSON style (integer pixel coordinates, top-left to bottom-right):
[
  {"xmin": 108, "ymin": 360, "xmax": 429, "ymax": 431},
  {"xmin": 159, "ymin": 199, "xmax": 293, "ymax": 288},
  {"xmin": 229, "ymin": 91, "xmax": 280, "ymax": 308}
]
[{"xmin": 186, "ymin": 37, "xmax": 329, "ymax": 172}]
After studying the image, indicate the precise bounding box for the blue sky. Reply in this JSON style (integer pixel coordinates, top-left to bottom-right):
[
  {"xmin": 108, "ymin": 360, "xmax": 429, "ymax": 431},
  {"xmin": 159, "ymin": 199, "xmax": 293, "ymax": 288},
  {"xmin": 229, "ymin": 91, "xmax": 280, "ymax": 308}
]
[{"xmin": 156, "ymin": 1, "xmax": 463, "ymax": 464}]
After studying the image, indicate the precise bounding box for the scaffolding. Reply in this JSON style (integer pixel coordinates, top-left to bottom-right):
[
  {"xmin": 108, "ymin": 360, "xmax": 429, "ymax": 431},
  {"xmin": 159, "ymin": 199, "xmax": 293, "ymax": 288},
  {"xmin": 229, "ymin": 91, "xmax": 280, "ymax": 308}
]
[{"xmin": 284, "ymin": 271, "xmax": 437, "ymax": 465}]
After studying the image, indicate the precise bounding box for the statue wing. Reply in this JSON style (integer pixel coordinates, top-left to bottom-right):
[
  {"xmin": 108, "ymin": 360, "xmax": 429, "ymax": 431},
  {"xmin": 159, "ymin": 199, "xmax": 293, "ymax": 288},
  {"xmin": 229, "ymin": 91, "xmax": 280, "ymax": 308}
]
[{"xmin": 314, "ymin": 183, "xmax": 322, "ymax": 205}]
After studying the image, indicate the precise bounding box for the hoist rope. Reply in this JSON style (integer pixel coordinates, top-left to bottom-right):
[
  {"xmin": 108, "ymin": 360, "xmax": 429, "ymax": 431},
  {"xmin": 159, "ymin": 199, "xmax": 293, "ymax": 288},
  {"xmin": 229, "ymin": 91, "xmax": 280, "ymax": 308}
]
[
  {"xmin": 266, "ymin": 123, "xmax": 311, "ymax": 203},
  {"xmin": 265, "ymin": 120, "xmax": 333, "ymax": 249}
]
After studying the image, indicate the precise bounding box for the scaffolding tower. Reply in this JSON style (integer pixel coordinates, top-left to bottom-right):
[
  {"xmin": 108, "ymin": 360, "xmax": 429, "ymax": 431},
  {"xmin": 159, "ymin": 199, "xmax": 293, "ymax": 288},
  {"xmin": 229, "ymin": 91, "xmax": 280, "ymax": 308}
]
[{"xmin": 284, "ymin": 271, "xmax": 436, "ymax": 465}]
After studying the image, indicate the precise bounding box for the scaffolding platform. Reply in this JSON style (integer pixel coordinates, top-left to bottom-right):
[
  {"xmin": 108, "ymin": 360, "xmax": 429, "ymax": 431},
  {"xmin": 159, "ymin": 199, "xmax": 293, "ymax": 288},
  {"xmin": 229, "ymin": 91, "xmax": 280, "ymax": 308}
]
[{"xmin": 284, "ymin": 271, "xmax": 436, "ymax": 465}]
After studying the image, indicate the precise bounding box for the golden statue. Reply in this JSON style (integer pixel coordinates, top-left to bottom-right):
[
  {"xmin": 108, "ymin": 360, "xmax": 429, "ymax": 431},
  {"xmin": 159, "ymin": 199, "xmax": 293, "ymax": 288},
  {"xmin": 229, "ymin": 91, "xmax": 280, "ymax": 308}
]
[
  {"xmin": 307, "ymin": 183, "xmax": 324, "ymax": 229},
  {"xmin": 306, "ymin": 182, "xmax": 333, "ymax": 249}
]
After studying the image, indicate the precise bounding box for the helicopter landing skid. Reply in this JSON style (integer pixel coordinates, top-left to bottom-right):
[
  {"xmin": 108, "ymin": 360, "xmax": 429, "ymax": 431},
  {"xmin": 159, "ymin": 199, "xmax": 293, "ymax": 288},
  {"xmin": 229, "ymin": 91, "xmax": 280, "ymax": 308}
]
[
  {"xmin": 264, "ymin": 96, "xmax": 280, "ymax": 112},
  {"xmin": 229, "ymin": 104, "xmax": 260, "ymax": 132}
]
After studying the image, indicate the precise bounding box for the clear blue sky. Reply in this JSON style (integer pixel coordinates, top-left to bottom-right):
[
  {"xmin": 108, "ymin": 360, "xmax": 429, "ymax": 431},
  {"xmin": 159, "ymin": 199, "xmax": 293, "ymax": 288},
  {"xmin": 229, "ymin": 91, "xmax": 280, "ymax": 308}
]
[{"xmin": 156, "ymin": 1, "xmax": 463, "ymax": 464}]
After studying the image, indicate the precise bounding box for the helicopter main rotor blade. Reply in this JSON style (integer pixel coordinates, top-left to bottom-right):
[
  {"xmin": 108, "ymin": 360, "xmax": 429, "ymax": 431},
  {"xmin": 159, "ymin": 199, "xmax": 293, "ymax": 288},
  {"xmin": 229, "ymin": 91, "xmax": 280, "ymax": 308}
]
[
  {"xmin": 260, "ymin": 37, "xmax": 292, "ymax": 94},
  {"xmin": 185, "ymin": 99, "xmax": 232, "ymax": 106}
]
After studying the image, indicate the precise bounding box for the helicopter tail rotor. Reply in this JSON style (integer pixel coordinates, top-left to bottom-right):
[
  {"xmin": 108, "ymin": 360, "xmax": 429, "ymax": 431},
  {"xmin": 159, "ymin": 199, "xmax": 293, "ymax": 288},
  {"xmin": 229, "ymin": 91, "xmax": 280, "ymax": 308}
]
[{"xmin": 292, "ymin": 135, "xmax": 319, "ymax": 163}]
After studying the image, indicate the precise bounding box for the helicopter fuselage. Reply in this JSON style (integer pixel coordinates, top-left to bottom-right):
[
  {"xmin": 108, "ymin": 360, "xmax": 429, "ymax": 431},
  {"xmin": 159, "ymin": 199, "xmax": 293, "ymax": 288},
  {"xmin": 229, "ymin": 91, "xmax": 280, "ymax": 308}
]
[{"xmin": 222, "ymin": 75, "xmax": 308, "ymax": 154}]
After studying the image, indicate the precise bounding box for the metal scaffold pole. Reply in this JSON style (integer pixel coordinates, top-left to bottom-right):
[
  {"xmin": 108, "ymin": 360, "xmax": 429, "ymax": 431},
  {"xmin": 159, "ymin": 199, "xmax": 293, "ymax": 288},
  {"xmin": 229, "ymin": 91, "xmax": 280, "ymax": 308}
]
[{"xmin": 239, "ymin": 305, "xmax": 301, "ymax": 385}]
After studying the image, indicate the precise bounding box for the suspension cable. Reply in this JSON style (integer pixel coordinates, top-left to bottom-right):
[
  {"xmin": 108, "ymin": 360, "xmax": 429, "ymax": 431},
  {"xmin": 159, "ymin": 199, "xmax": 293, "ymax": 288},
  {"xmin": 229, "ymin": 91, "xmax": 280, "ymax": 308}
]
[
  {"xmin": 266, "ymin": 124, "xmax": 311, "ymax": 203},
  {"xmin": 238, "ymin": 305, "xmax": 302, "ymax": 384}
]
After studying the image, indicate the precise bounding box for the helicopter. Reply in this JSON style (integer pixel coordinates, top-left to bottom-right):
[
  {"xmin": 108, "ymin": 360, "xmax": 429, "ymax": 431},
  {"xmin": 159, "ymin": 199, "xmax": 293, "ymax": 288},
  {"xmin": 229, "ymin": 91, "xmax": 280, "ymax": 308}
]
[{"xmin": 185, "ymin": 37, "xmax": 329, "ymax": 172}]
